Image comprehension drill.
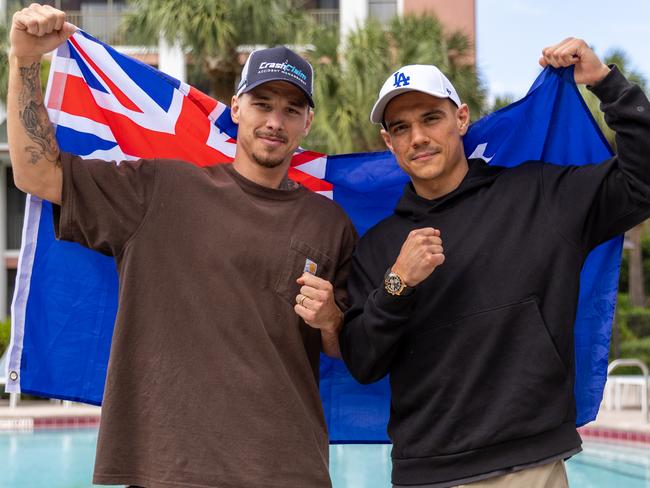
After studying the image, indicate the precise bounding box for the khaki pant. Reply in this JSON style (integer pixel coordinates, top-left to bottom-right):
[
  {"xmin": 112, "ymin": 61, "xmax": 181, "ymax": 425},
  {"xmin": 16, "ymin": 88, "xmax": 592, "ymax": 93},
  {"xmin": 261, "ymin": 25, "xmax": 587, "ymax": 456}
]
[{"xmin": 458, "ymin": 460, "xmax": 568, "ymax": 487}]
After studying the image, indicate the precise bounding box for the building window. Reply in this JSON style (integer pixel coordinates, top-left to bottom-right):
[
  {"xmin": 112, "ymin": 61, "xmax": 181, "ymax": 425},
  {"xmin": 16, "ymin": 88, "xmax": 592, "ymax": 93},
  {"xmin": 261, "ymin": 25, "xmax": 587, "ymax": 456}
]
[
  {"xmin": 6, "ymin": 168, "xmax": 25, "ymax": 251},
  {"xmin": 369, "ymin": 0, "xmax": 397, "ymax": 23},
  {"xmin": 303, "ymin": 0, "xmax": 339, "ymax": 8},
  {"xmin": 316, "ymin": 0, "xmax": 339, "ymax": 8}
]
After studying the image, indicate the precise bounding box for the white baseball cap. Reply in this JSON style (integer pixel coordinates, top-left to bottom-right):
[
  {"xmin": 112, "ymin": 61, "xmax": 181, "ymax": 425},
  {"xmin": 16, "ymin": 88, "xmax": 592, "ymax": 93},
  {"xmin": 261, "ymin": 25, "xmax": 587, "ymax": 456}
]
[{"xmin": 370, "ymin": 64, "xmax": 462, "ymax": 124}]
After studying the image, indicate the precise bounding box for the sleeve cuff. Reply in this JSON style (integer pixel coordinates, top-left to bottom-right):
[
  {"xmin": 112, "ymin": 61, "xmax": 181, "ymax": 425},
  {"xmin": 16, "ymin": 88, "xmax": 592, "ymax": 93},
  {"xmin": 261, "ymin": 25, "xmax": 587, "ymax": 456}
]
[
  {"xmin": 52, "ymin": 151, "xmax": 76, "ymax": 242},
  {"xmin": 588, "ymin": 65, "xmax": 633, "ymax": 104},
  {"xmin": 373, "ymin": 285, "xmax": 418, "ymax": 313}
]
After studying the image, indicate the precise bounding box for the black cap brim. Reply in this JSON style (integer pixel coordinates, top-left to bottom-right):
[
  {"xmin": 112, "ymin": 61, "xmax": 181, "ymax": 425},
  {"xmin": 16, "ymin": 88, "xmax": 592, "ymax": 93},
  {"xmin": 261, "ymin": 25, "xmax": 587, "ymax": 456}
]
[{"xmin": 239, "ymin": 78, "xmax": 314, "ymax": 108}]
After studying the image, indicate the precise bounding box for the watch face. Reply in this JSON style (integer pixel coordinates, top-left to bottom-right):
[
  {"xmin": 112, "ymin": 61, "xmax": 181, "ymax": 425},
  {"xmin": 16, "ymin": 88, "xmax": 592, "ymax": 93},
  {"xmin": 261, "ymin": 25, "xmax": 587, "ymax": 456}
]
[{"xmin": 386, "ymin": 273, "xmax": 403, "ymax": 294}]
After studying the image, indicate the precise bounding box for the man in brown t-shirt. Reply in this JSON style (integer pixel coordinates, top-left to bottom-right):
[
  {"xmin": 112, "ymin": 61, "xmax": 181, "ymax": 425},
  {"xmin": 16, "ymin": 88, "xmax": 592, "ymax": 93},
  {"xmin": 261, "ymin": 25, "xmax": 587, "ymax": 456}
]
[{"xmin": 8, "ymin": 4, "xmax": 357, "ymax": 487}]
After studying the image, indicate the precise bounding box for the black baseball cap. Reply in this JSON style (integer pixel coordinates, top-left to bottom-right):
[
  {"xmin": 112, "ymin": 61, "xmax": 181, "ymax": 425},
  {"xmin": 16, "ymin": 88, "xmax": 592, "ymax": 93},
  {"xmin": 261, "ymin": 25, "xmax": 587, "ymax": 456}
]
[{"xmin": 237, "ymin": 46, "xmax": 314, "ymax": 107}]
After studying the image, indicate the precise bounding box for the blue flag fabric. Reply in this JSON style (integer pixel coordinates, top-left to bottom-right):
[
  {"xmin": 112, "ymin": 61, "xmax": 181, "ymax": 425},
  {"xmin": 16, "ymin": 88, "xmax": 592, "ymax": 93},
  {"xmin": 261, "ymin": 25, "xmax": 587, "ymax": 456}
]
[{"xmin": 5, "ymin": 33, "xmax": 617, "ymax": 442}]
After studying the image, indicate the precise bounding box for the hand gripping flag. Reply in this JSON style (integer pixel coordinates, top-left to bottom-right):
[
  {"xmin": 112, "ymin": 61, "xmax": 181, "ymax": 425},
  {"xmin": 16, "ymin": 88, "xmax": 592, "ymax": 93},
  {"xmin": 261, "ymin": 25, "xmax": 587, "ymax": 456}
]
[{"xmin": 5, "ymin": 31, "xmax": 615, "ymax": 441}]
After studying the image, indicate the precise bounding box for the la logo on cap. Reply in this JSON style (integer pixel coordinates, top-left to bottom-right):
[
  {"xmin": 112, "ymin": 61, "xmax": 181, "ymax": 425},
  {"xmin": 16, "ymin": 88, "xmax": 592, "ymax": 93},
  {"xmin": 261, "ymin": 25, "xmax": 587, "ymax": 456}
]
[{"xmin": 393, "ymin": 71, "xmax": 411, "ymax": 88}]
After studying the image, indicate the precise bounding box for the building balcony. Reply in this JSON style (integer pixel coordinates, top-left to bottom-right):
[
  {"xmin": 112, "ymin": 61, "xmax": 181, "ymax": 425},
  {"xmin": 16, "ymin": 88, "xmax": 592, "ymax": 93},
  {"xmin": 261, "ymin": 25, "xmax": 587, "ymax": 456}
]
[
  {"xmin": 65, "ymin": 8, "xmax": 128, "ymax": 45},
  {"xmin": 309, "ymin": 8, "xmax": 339, "ymax": 26}
]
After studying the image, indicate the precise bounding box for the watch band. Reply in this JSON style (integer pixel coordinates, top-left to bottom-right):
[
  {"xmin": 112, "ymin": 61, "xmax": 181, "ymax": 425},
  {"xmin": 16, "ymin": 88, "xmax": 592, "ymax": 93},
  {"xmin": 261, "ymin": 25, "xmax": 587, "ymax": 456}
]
[{"xmin": 384, "ymin": 268, "xmax": 413, "ymax": 296}]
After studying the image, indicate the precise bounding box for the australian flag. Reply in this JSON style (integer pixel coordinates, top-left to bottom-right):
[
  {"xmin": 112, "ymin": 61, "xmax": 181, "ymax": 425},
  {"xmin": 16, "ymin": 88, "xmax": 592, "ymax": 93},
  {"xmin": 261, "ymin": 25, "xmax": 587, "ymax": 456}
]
[{"xmin": 4, "ymin": 30, "xmax": 616, "ymax": 441}]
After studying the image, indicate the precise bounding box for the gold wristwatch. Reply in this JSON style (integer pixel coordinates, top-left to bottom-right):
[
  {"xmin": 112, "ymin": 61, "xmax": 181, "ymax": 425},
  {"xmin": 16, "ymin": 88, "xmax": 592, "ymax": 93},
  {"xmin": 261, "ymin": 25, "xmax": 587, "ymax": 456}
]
[{"xmin": 384, "ymin": 268, "xmax": 412, "ymax": 296}]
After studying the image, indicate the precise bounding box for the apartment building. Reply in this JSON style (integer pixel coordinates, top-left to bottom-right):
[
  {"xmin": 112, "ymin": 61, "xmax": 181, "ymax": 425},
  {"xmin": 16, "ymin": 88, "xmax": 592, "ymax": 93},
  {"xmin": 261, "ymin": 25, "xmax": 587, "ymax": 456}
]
[{"xmin": 339, "ymin": 0, "xmax": 475, "ymax": 49}]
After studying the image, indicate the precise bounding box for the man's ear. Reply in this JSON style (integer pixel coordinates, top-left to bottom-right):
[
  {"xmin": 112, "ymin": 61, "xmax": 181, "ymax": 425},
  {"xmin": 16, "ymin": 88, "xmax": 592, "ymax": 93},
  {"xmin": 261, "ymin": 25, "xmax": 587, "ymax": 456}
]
[
  {"xmin": 303, "ymin": 108, "xmax": 314, "ymax": 136},
  {"xmin": 456, "ymin": 103, "xmax": 470, "ymax": 136},
  {"xmin": 381, "ymin": 129, "xmax": 395, "ymax": 153},
  {"xmin": 231, "ymin": 95, "xmax": 240, "ymax": 124}
]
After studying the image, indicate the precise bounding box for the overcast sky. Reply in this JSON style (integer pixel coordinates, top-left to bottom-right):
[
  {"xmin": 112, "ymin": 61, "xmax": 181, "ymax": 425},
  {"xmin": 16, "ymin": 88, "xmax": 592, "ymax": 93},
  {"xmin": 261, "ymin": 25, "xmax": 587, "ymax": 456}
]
[{"xmin": 476, "ymin": 0, "xmax": 650, "ymax": 102}]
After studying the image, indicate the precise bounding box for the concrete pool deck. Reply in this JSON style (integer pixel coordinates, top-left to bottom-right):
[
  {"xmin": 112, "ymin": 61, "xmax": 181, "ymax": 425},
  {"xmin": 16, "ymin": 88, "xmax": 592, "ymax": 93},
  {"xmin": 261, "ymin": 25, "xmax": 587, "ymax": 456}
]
[
  {"xmin": 579, "ymin": 408, "xmax": 650, "ymax": 445},
  {"xmin": 0, "ymin": 400, "xmax": 100, "ymax": 431}
]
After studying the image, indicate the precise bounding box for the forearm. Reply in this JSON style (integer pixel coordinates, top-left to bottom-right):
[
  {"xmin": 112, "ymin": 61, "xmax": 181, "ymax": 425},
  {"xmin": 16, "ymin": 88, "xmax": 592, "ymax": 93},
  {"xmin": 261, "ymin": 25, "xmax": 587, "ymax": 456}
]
[
  {"xmin": 320, "ymin": 315, "xmax": 343, "ymax": 359},
  {"xmin": 8, "ymin": 54, "xmax": 62, "ymax": 203},
  {"xmin": 340, "ymin": 288, "xmax": 415, "ymax": 384}
]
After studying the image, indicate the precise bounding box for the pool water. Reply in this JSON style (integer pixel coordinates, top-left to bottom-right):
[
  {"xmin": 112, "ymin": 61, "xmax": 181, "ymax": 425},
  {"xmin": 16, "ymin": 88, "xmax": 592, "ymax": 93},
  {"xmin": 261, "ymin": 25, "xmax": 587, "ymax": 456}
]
[{"xmin": 2, "ymin": 429, "xmax": 650, "ymax": 487}]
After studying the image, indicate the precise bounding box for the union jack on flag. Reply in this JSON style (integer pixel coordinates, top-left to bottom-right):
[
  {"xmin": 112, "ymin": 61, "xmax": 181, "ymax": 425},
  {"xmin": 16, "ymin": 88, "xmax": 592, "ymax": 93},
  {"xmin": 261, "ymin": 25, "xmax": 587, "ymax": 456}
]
[
  {"xmin": 5, "ymin": 29, "xmax": 619, "ymax": 440},
  {"xmin": 46, "ymin": 31, "xmax": 333, "ymax": 192}
]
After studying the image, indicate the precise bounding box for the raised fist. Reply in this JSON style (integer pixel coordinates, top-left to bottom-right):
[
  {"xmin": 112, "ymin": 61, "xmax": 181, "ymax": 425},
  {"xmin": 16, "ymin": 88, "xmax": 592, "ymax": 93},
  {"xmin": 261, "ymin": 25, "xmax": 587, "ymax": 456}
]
[
  {"xmin": 391, "ymin": 227, "xmax": 445, "ymax": 287},
  {"xmin": 539, "ymin": 37, "xmax": 610, "ymax": 86},
  {"xmin": 10, "ymin": 4, "xmax": 76, "ymax": 61}
]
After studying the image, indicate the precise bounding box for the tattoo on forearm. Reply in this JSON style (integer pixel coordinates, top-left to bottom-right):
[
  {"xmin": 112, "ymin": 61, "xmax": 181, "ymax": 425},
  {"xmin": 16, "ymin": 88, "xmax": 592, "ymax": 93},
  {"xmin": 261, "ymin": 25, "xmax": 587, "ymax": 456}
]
[{"xmin": 18, "ymin": 62, "xmax": 60, "ymax": 166}]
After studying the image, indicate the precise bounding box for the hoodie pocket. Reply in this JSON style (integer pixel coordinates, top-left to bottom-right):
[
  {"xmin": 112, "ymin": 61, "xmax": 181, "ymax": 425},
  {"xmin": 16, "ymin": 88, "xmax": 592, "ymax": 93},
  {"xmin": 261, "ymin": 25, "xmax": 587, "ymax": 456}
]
[{"xmin": 390, "ymin": 298, "xmax": 570, "ymax": 458}]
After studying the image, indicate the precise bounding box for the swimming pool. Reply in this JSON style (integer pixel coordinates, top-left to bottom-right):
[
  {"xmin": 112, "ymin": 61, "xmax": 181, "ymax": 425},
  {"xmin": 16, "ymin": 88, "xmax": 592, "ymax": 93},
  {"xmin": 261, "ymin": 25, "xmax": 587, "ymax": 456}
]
[{"xmin": 2, "ymin": 429, "xmax": 650, "ymax": 487}]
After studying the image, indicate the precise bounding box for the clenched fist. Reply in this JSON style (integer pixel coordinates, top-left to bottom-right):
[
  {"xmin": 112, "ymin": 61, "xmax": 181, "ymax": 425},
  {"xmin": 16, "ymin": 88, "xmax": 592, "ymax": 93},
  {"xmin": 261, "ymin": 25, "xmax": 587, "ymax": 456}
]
[
  {"xmin": 539, "ymin": 37, "xmax": 610, "ymax": 86},
  {"xmin": 391, "ymin": 228, "xmax": 445, "ymax": 287},
  {"xmin": 294, "ymin": 273, "xmax": 342, "ymax": 334},
  {"xmin": 10, "ymin": 4, "xmax": 76, "ymax": 61}
]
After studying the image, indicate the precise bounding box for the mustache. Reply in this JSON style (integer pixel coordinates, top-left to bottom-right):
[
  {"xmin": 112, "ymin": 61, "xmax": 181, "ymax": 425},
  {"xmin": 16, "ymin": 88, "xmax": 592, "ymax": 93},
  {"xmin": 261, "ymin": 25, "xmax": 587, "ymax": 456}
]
[
  {"xmin": 409, "ymin": 147, "xmax": 440, "ymax": 161},
  {"xmin": 255, "ymin": 130, "xmax": 288, "ymax": 143}
]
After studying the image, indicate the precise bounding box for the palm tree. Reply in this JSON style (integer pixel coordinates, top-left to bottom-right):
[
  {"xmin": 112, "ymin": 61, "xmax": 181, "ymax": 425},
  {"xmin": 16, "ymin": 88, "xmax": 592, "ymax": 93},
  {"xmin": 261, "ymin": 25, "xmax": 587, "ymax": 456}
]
[
  {"xmin": 121, "ymin": 0, "xmax": 310, "ymax": 103},
  {"xmin": 489, "ymin": 94, "xmax": 515, "ymax": 113},
  {"xmin": 580, "ymin": 49, "xmax": 648, "ymax": 308},
  {"xmin": 304, "ymin": 15, "xmax": 485, "ymax": 154}
]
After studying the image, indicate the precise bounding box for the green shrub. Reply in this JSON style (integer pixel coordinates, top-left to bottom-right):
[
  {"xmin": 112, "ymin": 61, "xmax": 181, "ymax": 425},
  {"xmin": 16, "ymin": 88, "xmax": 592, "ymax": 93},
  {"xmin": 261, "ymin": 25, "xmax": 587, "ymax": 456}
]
[
  {"xmin": 614, "ymin": 299, "xmax": 650, "ymax": 374},
  {"xmin": 610, "ymin": 294, "xmax": 641, "ymax": 373},
  {"xmin": 615, "ymin": 293, "xmax": 650, "ymax": 339},
  {"xmin": 0, "ymin": 317, "xmax": 10, "ymax": 353},
  {"xmin": 626, "ymin": 308, "xmax": 650, "ymax": 338},
  {"xmin": 620, "ymin": 336, "xmax": 650, "ymax": 371},
  {"xmin": 614, "ymin": 293, "xmax": 635, "ymax": 340},
  {"xmin": 617, "ymin": 293, "xmax": 632, "ymax": 312},
  {"xmin": 619, "ymin": 233, "xmax": 650, "ymax": 297}
]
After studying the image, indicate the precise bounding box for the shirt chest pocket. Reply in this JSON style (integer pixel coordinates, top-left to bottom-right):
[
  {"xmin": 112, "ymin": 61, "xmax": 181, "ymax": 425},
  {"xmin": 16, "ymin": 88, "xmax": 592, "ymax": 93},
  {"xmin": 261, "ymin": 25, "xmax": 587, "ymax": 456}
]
[{"xmin": 274, "ymin": 237, "xmax": 332, "ymax": 305}]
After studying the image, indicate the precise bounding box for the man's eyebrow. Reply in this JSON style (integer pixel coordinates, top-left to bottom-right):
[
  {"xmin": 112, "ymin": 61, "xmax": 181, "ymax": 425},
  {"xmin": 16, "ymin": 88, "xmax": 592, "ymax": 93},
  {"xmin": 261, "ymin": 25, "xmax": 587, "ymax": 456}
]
[
  {"xmin": 247, "ymin": 90, "xmax": 307, "ymax": 109},
  {"xmin": 422, "ymin": 109, "xmax": 445, "ymax": 118},
  {"xmin": 288, "ymin": 97, "xmax": 308, "ymax": 108},
  {"xmin": 386, "ymin": 118, "xmax": 406, "ymax": 129},
  {"xmin": 386, "ymin": 109, "xmax": 445, "ymax": 128},
  {"xmin": 249, "ymin": 92, "xmax": 271, "ymax": 101}
]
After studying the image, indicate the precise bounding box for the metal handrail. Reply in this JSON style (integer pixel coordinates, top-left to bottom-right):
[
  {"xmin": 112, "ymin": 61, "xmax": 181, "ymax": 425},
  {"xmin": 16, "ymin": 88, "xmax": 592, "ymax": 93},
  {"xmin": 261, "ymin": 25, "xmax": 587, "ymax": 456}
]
[
  {"xmin": 607, "ymin": 359, "xmax": 649, "ymax": 422},
  {"xmin": 65, "ymin": 9, "xmax": 129, "ymax": 45},
  {"xmin": 308, "ymin": 8, "xmax": 339, "ymax": 25}
]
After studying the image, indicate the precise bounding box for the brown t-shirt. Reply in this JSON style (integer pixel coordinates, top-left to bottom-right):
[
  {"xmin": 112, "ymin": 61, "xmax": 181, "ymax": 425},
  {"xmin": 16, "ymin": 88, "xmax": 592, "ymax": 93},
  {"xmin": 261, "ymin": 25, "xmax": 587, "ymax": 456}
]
[{"xmin": 54, "ymin": 152, "xmax": 357, "ymax": 488}]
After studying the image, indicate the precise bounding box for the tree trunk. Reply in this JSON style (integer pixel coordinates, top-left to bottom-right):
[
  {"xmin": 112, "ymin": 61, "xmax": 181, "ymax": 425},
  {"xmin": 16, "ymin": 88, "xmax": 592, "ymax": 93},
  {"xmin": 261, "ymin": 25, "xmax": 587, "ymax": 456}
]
[{"xmin": 629, "ymin": 224, "xmax": 646, "ymax": 307}]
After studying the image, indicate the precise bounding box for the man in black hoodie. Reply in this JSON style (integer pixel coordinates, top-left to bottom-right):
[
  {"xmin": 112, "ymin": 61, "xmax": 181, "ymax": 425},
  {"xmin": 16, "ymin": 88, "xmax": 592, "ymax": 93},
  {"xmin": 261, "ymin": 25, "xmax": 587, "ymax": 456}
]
[{"xmin": 339, "ymin": 38, "xmax": 650, "ymax": 487}]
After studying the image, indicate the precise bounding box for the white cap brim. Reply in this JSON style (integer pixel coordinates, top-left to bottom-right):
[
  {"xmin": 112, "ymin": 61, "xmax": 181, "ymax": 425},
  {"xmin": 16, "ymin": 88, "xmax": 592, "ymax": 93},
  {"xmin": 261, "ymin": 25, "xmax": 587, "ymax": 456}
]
[{"xmin": 370, "ymin": 86, "xmax": 460, "ymax": 125}]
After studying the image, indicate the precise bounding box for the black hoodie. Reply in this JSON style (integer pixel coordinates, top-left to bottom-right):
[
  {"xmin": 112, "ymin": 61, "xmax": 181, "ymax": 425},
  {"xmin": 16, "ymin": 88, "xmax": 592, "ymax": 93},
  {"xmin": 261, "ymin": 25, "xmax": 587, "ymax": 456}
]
[{"xmin": 340, "ymin": 67, "xmax": 650, "ymax": 485}]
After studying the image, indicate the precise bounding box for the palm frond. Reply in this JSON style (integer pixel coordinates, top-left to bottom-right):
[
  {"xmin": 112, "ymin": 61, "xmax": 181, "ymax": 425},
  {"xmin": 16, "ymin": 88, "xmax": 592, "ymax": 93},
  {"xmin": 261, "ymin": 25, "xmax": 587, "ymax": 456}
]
[{"xmin": 305, "ymin": 14, "xmax": 486, "ymax": 154}]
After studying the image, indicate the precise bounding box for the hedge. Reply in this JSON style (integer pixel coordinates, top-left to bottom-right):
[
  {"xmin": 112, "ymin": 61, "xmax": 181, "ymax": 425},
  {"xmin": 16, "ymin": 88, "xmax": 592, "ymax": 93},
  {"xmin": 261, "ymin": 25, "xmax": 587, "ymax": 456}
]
[
  {"xmin": 620, "ymin": 336, "xmax": 650, "ymax": 372},
  {"xmin": 619, "ymin": 233, "xmax": 650, "ymax": 297},
  {"xmin": 625, "ymin": 308, "xmax": 650, "ymax": 338},
  {"xmin": 612, "ymin": 293, "xmax": 650, "ymax": 373},
  {"xmin": 0, "ymin": 318, "xmax": 10, "ymax": 354}
]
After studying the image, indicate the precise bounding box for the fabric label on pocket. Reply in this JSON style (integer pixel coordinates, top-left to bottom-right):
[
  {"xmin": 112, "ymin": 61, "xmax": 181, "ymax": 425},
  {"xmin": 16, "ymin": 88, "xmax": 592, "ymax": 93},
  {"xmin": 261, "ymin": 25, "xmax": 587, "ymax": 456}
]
[{"xmin": 303, "ymin": 258, "xmax": 318, "ymax": 275}]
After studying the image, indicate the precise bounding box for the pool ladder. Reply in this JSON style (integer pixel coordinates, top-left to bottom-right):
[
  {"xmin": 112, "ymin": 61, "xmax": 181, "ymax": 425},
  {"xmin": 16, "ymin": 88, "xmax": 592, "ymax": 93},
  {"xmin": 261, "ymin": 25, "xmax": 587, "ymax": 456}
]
[{"xmin": 607, "ymin": 358, "xmax": 650, "ymax": 423}]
